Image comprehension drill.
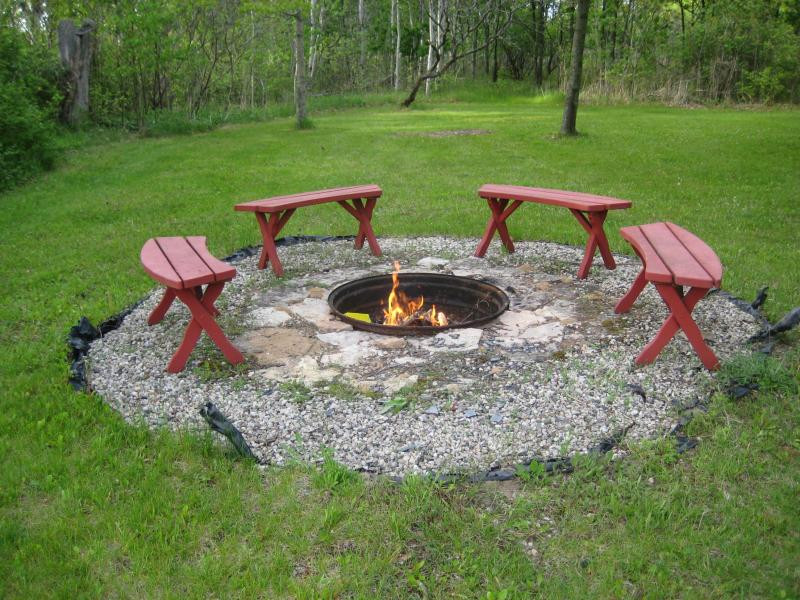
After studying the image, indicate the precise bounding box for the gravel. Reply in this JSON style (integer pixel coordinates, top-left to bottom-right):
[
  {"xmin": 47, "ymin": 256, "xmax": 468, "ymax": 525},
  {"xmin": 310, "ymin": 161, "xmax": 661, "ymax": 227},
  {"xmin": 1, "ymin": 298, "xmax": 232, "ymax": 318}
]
[{"xmin": 86, "ymin": 237, "xmax": 762, "ymax": 477}]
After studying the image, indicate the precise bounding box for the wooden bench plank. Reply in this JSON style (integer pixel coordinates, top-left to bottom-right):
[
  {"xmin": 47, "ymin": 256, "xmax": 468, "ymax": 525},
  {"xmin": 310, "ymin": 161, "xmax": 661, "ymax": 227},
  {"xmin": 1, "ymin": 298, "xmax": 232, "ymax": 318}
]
[
  {"xmin": 235, "ymin": 185, "xmax": 382, "ymax": 213},
  {"xmin": 639, "ymin": 223, "xmax": 716, "ymax": 288},
  {"xmin": 154, "ymin": 237, "xmax": 215, "ymax": 289},
  {"xmin": 140, "ymin": 238, "xmax": 184, "ymax": 288},
  {"xmin": 186, "ymin": 236, "xmax": 236, "ymax": 282},
  {"xmin": 479, "ymin": 184, "xmax": 632, "ymax": 212},
  {"xmin": 619, "ymin": 225, "xmax": 673, "ymax": 284},
  {"xmin": 665, "ymin": 223, "xmax": 722, "ymax": 287}
]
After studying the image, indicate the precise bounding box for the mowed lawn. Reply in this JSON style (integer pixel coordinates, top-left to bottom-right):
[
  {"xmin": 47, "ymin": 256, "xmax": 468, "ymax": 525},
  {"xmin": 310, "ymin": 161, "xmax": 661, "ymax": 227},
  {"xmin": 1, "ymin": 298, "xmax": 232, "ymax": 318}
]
[{"xmin": 1, "ymin": 98, "xmax": 798, "ymax": 598}]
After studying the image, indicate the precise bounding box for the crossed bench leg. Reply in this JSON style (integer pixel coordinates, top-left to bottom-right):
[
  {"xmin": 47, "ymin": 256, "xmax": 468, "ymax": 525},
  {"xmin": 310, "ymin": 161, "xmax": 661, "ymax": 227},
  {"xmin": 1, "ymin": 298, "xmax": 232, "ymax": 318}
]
[
  {"xmin": 254, "ymin": 198, "xmax": 381, "ymax": 276},
  {"xmin": 148, "ymin": 282, "xmax": 244, "ymax": 373},
  {"xmin": 474, "ymin": 199, "xmax": 616, "ymax": 279},
  {"xmin": 568, "ymin": 209, "xmax": 616, "ymax": 279},
  {"xmin": 615, "ymin": 274, "xmax": 719, "ymax": 370}
]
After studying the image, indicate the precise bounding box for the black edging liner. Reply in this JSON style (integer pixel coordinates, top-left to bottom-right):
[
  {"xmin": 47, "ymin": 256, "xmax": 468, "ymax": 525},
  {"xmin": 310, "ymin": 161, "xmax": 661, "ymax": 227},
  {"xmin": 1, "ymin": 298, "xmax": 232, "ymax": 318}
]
[{"xmin": 66, "ymin": 243, "xmax": 799, "ymax": 482}]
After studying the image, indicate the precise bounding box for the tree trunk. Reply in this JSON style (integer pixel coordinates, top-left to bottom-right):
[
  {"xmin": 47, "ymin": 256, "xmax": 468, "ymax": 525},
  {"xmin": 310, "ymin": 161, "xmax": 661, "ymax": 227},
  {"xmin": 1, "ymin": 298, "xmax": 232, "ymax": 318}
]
[
  {"xmin": 309, "ymin": 0, "xmax": 319, "ymax": 80},
  {"xmin": 471, "ymin": 25, "xmax": 477, "ymax": 78},
  {"xmin": 535, "ymin": 0, "xmax": 545, "ymax": 86},
  {"xmin": 394, "ymin": 0, "xmax": 402, "ymax": 91},
  {"xmin": 425, "ymin": 0, "xmax": 435, "ymax": 95},
  {"xmin": 58, "ymin": 19, "xmax": 96, "ymax": 126},
  {"xmin": 491, "ymin": 1, "xmax": 500, "ymax": 82},
  {"xmin": 293, "ymin": 12, "xmax": 309, "ymax": 127},
  {"xmin": 358, "ymin": 0, "xmax": 367, "ymax": 75},
  {"xmin": 560, "ymin": 0, "xmax": 589, "ymax": 135}
]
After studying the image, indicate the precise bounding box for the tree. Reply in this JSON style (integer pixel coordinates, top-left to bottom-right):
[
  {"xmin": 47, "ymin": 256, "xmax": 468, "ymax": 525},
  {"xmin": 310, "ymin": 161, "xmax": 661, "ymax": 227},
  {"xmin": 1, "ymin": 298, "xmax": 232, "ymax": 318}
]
[
  {"xmin": 291, "ymin": 9, "xmax": 310, "ymax": 127},
  {"xmin": 402, "ymin": 0, "xmax": 520, "ymax": 107},
  {"xmin": 57, "ymin": 18, "xmax": 95, "ymax": 125},
  {"xmin": 560, "ymin": 0, "xmax": 589, "ymax": 135}
]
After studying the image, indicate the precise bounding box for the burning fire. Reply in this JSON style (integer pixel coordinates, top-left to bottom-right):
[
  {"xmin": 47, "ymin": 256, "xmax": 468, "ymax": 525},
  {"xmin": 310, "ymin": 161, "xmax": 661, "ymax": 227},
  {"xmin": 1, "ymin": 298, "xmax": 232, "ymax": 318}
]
[{"xmin": 383, "ymin": 261, "xmax": 448, "ymax": 327}]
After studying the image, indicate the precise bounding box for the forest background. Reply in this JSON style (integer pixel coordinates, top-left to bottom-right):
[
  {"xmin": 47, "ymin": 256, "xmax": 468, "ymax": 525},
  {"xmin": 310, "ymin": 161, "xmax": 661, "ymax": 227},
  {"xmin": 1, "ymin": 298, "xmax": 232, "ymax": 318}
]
[{"xmin": 2, "ymin": 0, "xmax": 800, "ymax": 191}]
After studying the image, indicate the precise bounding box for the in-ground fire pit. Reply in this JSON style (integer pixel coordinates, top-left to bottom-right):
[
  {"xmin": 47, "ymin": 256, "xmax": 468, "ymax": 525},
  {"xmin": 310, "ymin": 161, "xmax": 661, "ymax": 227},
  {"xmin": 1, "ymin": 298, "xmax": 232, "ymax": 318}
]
[
  {"xmin": 328, "ymin": 264, "xmax": 509, "ymax": 335},
  {"xmin": 86, "ymin": 237, "xmax": 763, "ymax": 478}
]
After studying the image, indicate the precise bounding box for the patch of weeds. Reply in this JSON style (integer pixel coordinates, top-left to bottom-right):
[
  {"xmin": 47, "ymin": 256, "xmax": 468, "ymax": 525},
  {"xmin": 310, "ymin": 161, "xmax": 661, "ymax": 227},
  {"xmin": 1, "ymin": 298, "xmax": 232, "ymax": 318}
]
[
  {"xmin": 279, "ymin": 380, "xmax": 313, "ymax": 403},
  {"xmin": 192, "ymin": 355, "xmax": 249, "ymax": 382},
  {"xmin": 601, "ymin": 317, "xmax": 626, "ymax": 334},
  {"xmin": 312, "ymin": 448, "xmax": 358, "ymax": 492},
  {"xmin": 516, "ymin": 459, "xmax": 548, "ymax": 483},
  {"xmin": 380, "ymin": 379, "xmax": 429, "ymax": 414},
  {"xmin": 314, "ymin": 379, "xmax": 369, "ymax": 402},
  {"xmin": 718, "ymin": 352, "xmax": 799, "ymax": 397},
  {"xmin": 303, "ymin": 280, "xmax": 329, "ymax": 289},
  {"xmin": 295, "ymin": 117, "xmax": 315, "ymax": 130}
]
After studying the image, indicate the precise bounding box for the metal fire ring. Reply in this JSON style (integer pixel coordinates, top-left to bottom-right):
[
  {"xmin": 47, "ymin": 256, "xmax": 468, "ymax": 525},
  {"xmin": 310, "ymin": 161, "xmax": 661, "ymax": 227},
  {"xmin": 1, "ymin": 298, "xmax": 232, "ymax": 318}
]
[{"xmin": 327, "ymin": 272, "xmax": 509, "ymax": 336}]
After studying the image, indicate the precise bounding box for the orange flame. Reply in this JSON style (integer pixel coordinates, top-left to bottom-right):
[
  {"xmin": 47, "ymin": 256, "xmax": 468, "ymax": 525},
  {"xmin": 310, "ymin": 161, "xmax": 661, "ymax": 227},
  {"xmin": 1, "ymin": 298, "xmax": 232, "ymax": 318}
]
[{"xmin": 383, "ymin": 261, "xmax": 448, "ymax": 327}]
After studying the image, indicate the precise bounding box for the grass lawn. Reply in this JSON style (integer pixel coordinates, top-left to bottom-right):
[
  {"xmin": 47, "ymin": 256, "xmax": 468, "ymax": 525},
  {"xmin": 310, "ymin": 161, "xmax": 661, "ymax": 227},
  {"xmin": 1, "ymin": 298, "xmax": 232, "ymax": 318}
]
[{"xmin": 1, "ymin": 92, "xmax": 798, "ymax": 598}]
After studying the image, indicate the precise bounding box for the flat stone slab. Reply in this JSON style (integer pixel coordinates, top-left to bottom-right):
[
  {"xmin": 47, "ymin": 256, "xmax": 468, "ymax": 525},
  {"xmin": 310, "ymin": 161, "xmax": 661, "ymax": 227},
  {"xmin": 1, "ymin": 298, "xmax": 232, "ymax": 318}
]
[{"xmin": 87, "ymin": 237, "xmax": 762, "ymax": 477}]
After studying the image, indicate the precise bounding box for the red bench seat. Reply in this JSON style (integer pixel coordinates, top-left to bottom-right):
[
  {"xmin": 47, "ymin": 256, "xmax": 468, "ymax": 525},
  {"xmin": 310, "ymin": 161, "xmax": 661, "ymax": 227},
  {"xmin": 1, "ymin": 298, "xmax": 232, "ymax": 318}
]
[
  {"xmin": 235, "ymin": 184, "xmax": 383, "ymax": 276},
  {"xmin": 474, "ymin": 184, "xmax": 632, "ymax": 279},
  {"xmin": 614, "ymin": 222, "xmax": 723, "ymax": 370},
  {"xmin": 141, "ymin": 236, "xmax": 244, "ymax": 373}
]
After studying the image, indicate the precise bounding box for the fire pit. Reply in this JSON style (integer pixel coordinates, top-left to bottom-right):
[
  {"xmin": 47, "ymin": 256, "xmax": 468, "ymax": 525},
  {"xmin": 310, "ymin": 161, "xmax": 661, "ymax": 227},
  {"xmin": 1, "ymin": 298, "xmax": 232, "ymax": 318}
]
[{"xmin": 328, "ymin": 264, "xmax": 509, "ymax": 336}]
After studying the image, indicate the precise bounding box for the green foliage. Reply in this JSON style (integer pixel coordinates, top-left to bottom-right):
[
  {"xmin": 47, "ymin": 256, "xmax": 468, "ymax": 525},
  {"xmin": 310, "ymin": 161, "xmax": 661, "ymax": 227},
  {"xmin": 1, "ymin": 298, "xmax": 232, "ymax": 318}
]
[
  {"xmin": 280, "ymin": 380, "xmax": 313, "ymax": 404},
  {"xmin": 718, "ymin": 352, "xmax": 800, "ymax": 397},
  {"xmin": 312, "ymin": 448, "xmax": 359, "ymax": 492},
  {"xmin": 0, "ymin": 26, "xmax": 61, "ymax": 191}
]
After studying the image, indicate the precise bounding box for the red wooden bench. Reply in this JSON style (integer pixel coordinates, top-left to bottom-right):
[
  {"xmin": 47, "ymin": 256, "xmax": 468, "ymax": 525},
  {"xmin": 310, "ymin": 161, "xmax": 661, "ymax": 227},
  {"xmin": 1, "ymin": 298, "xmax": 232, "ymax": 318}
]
[
  {"xmin": 614, "ymin": 222, "xmax": 723, "ymax": 370},
  {"xmin": 474, "ymin": 184, "xmax": 632, "ymax": 279},
  {"xmin": 141, "ymin": 236, "xmax": 244, "ymax": 373},
  {"xmin": 235, "ymin": 184, "xmax": 383, "ymax": 276}
]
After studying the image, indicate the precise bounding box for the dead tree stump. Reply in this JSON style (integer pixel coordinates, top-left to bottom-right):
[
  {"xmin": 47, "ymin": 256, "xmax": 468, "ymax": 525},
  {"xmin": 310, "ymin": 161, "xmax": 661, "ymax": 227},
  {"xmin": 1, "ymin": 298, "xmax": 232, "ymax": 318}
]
[{"xmin": 58, "ymin": 19, "xmax": 96, "ymax": 126}]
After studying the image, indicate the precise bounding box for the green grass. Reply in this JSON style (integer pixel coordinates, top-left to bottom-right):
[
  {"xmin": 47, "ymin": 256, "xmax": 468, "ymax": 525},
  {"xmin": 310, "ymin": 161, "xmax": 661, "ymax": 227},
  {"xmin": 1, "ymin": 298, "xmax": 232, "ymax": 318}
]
[{"xmin": 1, "ymin": 90, "xmax": 799, "ymax": 597}]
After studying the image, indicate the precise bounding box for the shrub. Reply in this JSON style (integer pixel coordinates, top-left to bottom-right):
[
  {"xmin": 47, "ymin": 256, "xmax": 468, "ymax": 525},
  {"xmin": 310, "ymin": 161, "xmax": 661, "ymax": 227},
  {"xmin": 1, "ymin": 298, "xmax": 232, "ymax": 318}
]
[{"xmin": 0, "ymin": 27, "xmax": 62, "ymax": 192}]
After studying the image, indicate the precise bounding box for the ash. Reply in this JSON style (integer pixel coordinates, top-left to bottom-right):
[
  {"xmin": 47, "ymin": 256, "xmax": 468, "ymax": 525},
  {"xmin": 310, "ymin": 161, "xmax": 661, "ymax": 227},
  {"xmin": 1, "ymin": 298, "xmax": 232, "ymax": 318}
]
[{"xmin": 87, "ymin": 237, "xmax": 761, "ymax": 477}]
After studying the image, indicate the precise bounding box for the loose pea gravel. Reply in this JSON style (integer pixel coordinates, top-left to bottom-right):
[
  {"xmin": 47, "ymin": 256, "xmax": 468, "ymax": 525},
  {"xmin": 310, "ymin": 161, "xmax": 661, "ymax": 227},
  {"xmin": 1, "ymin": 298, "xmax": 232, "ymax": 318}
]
[{"xmin": 87, "ymin": 237, "xmax": 761, "ymax": 477}]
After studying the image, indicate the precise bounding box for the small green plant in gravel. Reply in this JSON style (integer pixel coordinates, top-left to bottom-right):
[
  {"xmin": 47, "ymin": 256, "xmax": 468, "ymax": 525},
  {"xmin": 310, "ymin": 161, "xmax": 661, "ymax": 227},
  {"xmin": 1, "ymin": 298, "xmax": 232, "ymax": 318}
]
[
  {"xmin": 279, "ymin": 380, "xmax": 313, "ymax": 403},
  {"xmin": 192, "ymin": 354, "xmax": 249, "ymax": 382},
  {"xmin": 380, "ymin": 379, "xmax": 429, "ymax": 414}
]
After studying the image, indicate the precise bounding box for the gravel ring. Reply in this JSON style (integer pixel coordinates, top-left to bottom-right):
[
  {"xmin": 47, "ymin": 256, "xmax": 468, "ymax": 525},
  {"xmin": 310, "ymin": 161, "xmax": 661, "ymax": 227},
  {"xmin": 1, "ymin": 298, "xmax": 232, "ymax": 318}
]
[{"xmin": 86, "ymin": 237, "xmax": 762, "ymax": 477}]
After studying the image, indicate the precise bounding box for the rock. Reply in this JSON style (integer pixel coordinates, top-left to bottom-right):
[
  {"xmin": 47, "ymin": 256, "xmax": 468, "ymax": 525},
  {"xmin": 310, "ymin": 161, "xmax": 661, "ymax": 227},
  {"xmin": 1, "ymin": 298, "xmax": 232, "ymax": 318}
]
[
  {"xmin": 517, "ymin": 263, "xmax": 534, "ymax": 273},
  {"xmin": 317, "ymin": 329, "xmax": 378, "ymax": 348},
  {"xmin": 490, "ymin": 413, "xmax": 504, "ymax": 424},
  {"xmin": 292, "ymin": 356, "xmax": 340, "ymax": 384},
  {"xmin": 417, "ymin": 257, "xmax": 450, "ymax": 268},
  {"xmin": 249, "ymin": 306, "xmax": 291, "ymax": 327},
  {"xmin": 290, "ymin": 298, "xmax": 351, "ymax": 332},
  {"xmin": 307, "ymin": 287, "xmax": 327, "ymax": 299},
  {"xmin": 582, "ymin": 291, "xmax": 604, "ymax": 302},
  {"xmin": 383, "ymin": 373, "xmax": 419, "ymax": 394},
  {"xmin": 520, "ymin": 322, "xmax": 564, "ymax": 342},
  {"xmin": 399, "ymin": 442, "xmax": 422, "ymax": 452},
  {"xmin": 498, "ymin": 310, "xmax": 546, "ymax": 330},
  {"xmin": 375, "ymin": 337, "xmax": 407, "ymax": 350},
  {"xmin": 235, "ymin": 327, "xmax": 329, "ymax": 367},
  {"xmin": 425, "ymin": 404, "xmax": 441, "ymax": 415},
  {"xmin": 534, "ymin": 280, "xmax": 552, "ymax": 291},
  {"xmin": 416, "ymin": 328, "xmax": 483, "ymax": 353},
  {"xmin": 463, "ymin": 408, "xmax": 478, "ymax": 418}
]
